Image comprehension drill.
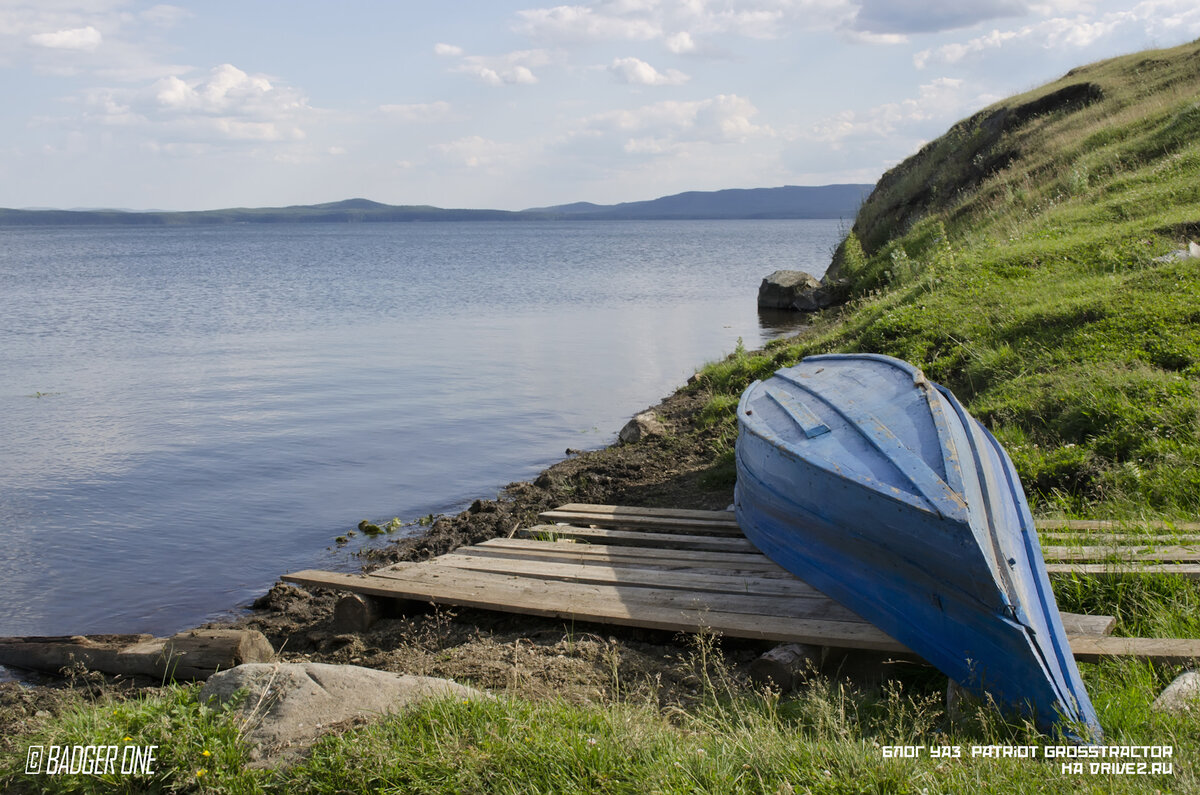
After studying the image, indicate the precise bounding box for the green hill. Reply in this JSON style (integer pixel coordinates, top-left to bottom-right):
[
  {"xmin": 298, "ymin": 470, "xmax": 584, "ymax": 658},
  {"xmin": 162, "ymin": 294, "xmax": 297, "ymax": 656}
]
[{"xmin": 701, "ymin": 38, "xmax": 1200, "ymax": 517}]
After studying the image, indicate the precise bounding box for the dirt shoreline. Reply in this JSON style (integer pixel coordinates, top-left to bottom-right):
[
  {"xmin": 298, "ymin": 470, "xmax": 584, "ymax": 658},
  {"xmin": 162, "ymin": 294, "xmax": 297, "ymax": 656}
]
[
  {"xmin": 1, "ymin": 366, "xmax": 775, "ymax": 736},
  {"xmin": 217, "ymin": 379, "xmax": 756, "ymax": 703}
]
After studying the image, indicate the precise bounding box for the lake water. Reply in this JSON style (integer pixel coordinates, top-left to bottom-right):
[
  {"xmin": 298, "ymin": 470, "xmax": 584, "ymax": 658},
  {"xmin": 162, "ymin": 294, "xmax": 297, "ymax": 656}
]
[{"xmin": 0, "ymin": 220, "xmax": 841, "ymax": 642}]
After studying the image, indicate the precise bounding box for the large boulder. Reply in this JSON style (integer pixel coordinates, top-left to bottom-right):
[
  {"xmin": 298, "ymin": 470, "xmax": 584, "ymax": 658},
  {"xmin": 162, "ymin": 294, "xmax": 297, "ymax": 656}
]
[
  {"xmin": 199, "ymin": 663, "xmax": 485, "ymax": 762},
  {"xmin": 757, "ymin": 270, "xmax": 822, "ymax": 309}
]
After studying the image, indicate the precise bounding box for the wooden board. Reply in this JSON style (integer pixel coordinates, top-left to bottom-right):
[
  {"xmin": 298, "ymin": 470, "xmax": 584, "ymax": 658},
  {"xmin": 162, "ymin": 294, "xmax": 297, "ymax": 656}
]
[
  {"xmin": 279, "ymin": 503, "xmax": 1200, "ymax": 663},
  {"xmin": 399, "ymin": 553, "xmax": 822, "ymax": 597},
  {"xmin": 1046, "ymin": 563, "xmax": 1200, "ymax": 578},
  {"xmin": 284, "ymin": 568, "xmax": 908, "ymax": 650},
  {"xmin": 284, "ymin": 569, "xmax": 1134, "ymax": 658},
  {"xmin": 473, "ymin": 537, "xmax": 788, "ymax": 569},
  {"xmin": 1042, "ymin": 545, "xmax": 1200, "ymax": 562},
  {"xmin": 539, "ymin": 505, "xmax": 742, "ymax": 536},
  {"xmin": 517, "ymin": 524, "xmax": 758, "ymax": 552},
  {"xmin": 1066, "ymin": 636, "xmax": 1200, "ymax": 665},
  {"xmin": 424, "ymin": 545, "xmax": 798, "ymax": 579},
  {"xmin": 1035, "ymin": 519, "xmax": 1200, "ymax": 533},
  {"xmin": 1041, "ymin": 532, "xmax": 1200, "ymax": 545}
]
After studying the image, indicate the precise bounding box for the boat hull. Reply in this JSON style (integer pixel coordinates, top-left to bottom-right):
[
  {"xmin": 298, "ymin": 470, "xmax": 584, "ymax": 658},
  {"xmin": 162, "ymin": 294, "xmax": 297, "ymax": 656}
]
[{"xmin": 734, "ymin": 353, "xmax": 1100, "ymax": 740}]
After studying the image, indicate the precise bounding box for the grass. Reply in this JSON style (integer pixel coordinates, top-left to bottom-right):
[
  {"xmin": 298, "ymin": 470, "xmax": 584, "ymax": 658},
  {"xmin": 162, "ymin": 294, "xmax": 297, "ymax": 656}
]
[{"xmin": 3, "ymin": 630, "xmax": 1197, "ymax": 793}]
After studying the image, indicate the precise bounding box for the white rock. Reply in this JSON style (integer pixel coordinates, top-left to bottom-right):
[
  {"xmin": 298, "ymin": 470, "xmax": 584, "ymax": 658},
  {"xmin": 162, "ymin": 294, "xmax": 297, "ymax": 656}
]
[
  {"xmin": 199, "ymin": 663, "xmax": 484, "ymax": 761},
  {"xmin": 1152, "ymin": 670, "xmax": 1200, "ymax": 713}
]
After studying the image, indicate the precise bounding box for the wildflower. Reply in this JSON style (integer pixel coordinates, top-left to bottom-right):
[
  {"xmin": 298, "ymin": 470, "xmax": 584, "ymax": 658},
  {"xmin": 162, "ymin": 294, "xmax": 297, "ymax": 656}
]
[
  {"xmin": 122, "ymin": 736, "xmax": 132, "ymax": 742},
  {"xmin": 197, "ymin": 769, "xmax": 207, "ymax": 778},
  {"xmin": 201, "ymin": 750, "xmax": 211, "ymax": 757},
  {"xmin": 587, "ymin": 737, "xmax": 597, "ymax": 746}
]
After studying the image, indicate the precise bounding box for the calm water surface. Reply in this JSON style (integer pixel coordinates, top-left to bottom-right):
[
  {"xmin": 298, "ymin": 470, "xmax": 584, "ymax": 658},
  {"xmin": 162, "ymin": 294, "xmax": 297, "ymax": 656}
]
[{"xmin": 0, "ymin": 220, "xmax": 840, "ymax": 642}]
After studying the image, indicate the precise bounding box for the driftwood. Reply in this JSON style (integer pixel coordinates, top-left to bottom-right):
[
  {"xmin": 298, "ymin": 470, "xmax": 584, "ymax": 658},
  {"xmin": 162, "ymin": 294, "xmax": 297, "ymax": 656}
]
[{"xmin": 0, "ymin": 629, "xmax": 274, "ymax": 681}]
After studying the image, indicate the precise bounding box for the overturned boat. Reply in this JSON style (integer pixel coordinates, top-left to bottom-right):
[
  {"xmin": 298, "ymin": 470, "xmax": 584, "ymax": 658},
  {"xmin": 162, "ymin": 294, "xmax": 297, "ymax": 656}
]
[{"xmin": 734, "ymin": 353, "xmax": 1101, "ymax": 740}]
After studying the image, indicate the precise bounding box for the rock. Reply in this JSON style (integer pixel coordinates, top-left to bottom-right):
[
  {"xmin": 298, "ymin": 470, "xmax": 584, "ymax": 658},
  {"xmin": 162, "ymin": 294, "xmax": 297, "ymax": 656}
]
[
  {"xmin": 534, "ymin": 471, "xmax": 561, "ymax": 490},
  {"xmin": 331, "ymin": 593, "xmax": 381, "ymax": 633},
  {"xmin": 1152, "ymin": 670, "xmax": 1200, "ymax": 713},
  {"xmin": 757, "ymin": 270, "xmax": 822, "ymax": 309},
  {"xmin": 748, "ymin": 643, "xmax": 824, "ymax": 691},
  {"xmin": 1152, "ymin": 241, "xmax": 1200, "ymax": 263},
  {"xmin": 199, "ymin": 663, "xmax": 485, "ymax": 762},
  {"xmin": 619, "ymin": 411, "xmax": 666, "ymax": 444}
]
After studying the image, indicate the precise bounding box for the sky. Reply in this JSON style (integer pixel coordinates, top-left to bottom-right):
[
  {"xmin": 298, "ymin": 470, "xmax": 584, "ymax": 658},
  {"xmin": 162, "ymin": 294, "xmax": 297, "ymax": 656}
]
[{"xmin": 2, "ymin": 1, "xmax": 1198, "ymax": 211}]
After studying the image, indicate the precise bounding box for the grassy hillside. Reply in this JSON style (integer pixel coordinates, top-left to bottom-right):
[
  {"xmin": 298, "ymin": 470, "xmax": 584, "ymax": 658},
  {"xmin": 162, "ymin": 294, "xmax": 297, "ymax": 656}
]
[{"xmin": 698, "ymin": 38, "xmax": 1200, "ymax": 518}]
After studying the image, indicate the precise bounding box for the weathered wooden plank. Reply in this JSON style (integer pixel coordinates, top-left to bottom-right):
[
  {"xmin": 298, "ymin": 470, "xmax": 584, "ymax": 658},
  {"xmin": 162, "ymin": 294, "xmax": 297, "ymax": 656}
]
[
  {"xmin": 550, "ymin": 503, "xmax": 740, "ymax": 523},
  {"xmin": 1035, "ymin": 519, "xmax": 1200, "ymax": 533},
  {"xmin": 378, "ymin": 557, "xmax": 1114, "ymax": 638},
  {"xmin": 1047, "ymin": 563, "xmax": 1200, "ymax": 578},
  {"xmin": 539, "ymin": 507, "xmax": 742, "ymax": 536},
  {"xmin": 1041, "ymin": 532, "xmax": 1200, "ymax": 545},
  {"xmin": 1067, "ymin": 636, "xmax": 1200, "ymax": 665},
  {"xmin": 517, "ymin": 524, "xmax": 757, "ymax": 552},
  {"xmin": 406, "ymin": 553, "xmax": 821, "ymax": 597},
  {"xmin": 1042, "ymin": 545, "xmax": 1200, "ymax": 562},
  {"xmin": 1069, "ymin": 614, "xmax": 1116, "ymax": 637},
  {"xmin": 283, "ymin": 569, "xmax": 1143, "ymax": 656},
  {"xmin": 0, "ymin": 630, "xmax": 274, "ymax": 680},
  {"xmin": 368, "ymin": 563, "xmax": 860, "ymax": 621},
  {"xmin": 408, "ymin": 544, "xmax": 797, "ymax": 579},
  {"xmin": 475, "ymin": 537, "xmax": 779, "ymax": 567},
  {"xmin": 284, "ymin": 569, "xmax": 906, "ymax": 650}
]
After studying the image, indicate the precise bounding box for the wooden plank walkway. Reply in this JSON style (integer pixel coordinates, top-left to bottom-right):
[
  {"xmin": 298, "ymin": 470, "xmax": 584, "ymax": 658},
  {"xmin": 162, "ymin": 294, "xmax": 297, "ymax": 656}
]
[
  {"xmin": 282, "ymin": 503, "xmax": 1200, "ymax": 664},
  {"xmin": 542, "ymin": 504, "xmax": 1200, "ymax": 575}
]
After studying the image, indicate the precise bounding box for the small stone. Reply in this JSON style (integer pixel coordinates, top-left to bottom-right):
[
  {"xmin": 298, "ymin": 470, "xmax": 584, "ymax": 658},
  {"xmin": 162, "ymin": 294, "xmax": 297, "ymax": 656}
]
[{"xmin": 618, "ymin": 411, "xmax": 666, "ymax": 444}]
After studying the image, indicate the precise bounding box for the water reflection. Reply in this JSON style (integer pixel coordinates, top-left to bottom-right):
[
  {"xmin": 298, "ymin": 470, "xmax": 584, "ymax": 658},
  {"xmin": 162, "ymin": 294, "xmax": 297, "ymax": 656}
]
[{"xmin": 757, "ymin": 308, "xmax": 816, "ymax": 340}]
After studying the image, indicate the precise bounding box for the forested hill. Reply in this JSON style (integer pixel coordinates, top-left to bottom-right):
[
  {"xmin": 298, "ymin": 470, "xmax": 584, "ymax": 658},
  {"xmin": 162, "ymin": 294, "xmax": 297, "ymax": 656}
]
[{"xmin": 0, "ymin": 184, "xmax": 871, "ymax": 226}]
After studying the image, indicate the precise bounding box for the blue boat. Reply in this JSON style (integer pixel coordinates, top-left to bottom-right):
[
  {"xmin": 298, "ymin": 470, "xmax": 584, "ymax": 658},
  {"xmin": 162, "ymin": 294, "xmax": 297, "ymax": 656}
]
[{"xmin": 734, "ymin": 353, "xmax": 1101, "ymax": 740}]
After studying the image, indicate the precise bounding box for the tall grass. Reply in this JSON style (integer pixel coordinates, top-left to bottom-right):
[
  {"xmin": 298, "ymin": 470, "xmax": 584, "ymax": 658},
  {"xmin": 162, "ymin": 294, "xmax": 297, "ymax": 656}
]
[{"xmin": 4, "ymin": 631, "xmax": 1196, "ymax": 793}]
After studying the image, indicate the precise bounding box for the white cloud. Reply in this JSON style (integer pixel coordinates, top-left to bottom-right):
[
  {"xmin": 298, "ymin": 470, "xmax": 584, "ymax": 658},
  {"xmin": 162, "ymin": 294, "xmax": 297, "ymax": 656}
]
[
  {"xmin": 609, "ymin": 56, "xmax": 689, "ymax": 85},
  {"xmin": 151, "ymin": 64, "xmax": 294, "ymax": 117},
  {"xmin": 55, "ymin": 64, "xmax": 314, "ymax": 150},
  {"xmin": 514, "ymin": 0, "xmax": 851, "ymax": 50},
  {"xmin": 915, "ymin": 1, "xmax": 1200, "ymax": 68},
  {"xmin": 515, "ymin": 5, "xmax": 663, "ymax": 42},
  {"xmin": 807, "ymin": 77, "xmax": 969, "ymax": 144},
  {"xmin": 434, "ymin": 42, "xmax": 463, "ymax": 56},
  {"xmin": 29, "ymin": 26, "xmax": 102, "ymax": 51},
  {"xmin": 451, "ymin": 49, "xmax": 553, "ymax": 85},
  {"xmin": 664, "ymin": 31, "xmax": 696, "ymax": 53},
  {"xmin": 378, "ymin": 101, "xmax": 453, "ymax": 121},
  {"xmin": 584, "ymin": 93, "xmax": 770, "ymax": 150}
]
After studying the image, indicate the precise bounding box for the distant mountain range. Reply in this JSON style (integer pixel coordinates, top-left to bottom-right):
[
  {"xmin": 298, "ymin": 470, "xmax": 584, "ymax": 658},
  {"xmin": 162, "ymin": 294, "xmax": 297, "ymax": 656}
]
[{"xmin": 0, "ymin": 184, "xmax": 871, "ymax": 226}]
